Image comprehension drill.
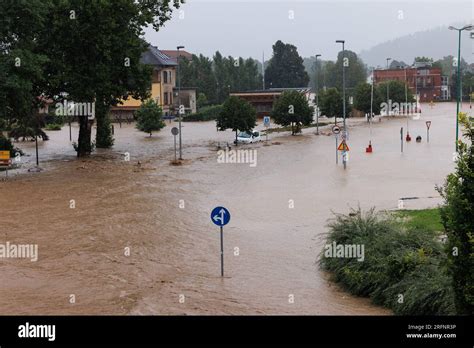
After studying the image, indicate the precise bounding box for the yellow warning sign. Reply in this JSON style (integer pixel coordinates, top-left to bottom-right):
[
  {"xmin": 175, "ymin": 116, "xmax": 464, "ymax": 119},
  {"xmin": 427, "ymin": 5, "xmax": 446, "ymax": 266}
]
[
  {"xmin": 338, "ymin": 141, "xmax": 349, "ymax": 151},
  {"xmin": 0, "ymin": 151, "xmax": 10, "ymax": 160}
]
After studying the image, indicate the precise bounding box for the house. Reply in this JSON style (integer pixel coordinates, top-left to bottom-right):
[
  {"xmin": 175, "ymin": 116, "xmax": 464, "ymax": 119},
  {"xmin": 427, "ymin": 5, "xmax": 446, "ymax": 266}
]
[
  {"xmin": 161, "ymin": 50, "xmax": 193, "ymax": 63},
  {"xmin": 373, "ymin": 64, "xmax": 449, "ymax": 102},
  {"xmin": 230, "ymin": 88, "xmax": 313, "ymax": 118},
  {"xmin": 111, "ymin": 45, "xmax": 178, "ymax": 120},
  {"xmin": 173, "ymin": 87, "xmax": 197, "ymax": 115}
]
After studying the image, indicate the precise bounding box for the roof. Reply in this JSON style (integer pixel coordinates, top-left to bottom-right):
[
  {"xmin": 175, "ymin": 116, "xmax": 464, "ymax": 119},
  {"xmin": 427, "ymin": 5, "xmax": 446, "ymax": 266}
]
[
  {"xmin": 231, "ymin": 87, "xmax": 311, "ymax": 95},
  {"xmin": 161, "ymin": 50, "xmax": 193, "ymax": 62},
  {"xmin": 140, "ymin": 46, "xmax": 178, "ymax": 67}
]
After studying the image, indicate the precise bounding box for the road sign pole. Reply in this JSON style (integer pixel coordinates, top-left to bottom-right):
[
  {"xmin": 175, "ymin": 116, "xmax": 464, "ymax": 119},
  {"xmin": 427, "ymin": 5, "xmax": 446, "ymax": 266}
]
[
  {"xmin": 343, "ymin": 151, "xmax": 347, "ymax": 170},
  {"xmin": 401, "ymin": 127, "xmax": 404, "ymax": 153},
  {"xmin": 220, "ymin": 226, "xmax": 224, "ymax": 277},
  {"xmin": 174, "ymin": 135, "xmax": 177, "ymax": 161},
  {"xmin": 211, "ymin": 206, "xmax": 230, "ymax": 278},
  {"xmin": 35, "ymin": 135, "xmax": 39, "ymax": 166},
  {"xmin": 335, "ymin": 135, "xmax": 339, "ymax": 164},
  {"xmin": 427, "ymin": 128, "xmax": 429, "ymax": 143}
]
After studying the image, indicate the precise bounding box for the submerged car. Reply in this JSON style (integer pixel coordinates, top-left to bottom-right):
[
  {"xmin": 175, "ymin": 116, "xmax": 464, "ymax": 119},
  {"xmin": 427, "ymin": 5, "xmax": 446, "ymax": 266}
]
[{"xmin": 235, "ymin": 131, "xmax": 261, "ymax": 144}]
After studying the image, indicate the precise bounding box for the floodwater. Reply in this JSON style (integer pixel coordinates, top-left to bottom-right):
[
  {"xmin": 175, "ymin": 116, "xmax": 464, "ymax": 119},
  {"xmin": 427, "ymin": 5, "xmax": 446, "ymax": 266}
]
[{"xmin": 0, "ymin": 102, "xmax": 467, "ymax": 315}]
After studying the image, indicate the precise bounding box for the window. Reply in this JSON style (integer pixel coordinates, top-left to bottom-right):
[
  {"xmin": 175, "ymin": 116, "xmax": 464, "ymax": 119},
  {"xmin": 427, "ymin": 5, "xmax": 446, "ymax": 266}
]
[
  {"xmin": 164, "ymin": 92, "xmax": 168, "ymax": 105},
  {"xmin": 168, "ymin": 71, "xmax": 172, "ymax": 85},
  {"xmin": 163, "ymin": 71, "xmax": 168, "ymax": 84}
]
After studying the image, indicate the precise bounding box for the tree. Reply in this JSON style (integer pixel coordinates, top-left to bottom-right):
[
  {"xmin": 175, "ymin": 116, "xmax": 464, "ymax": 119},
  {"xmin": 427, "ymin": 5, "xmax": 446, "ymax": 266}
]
[
  {"xmin": 319, "ymin": 88, "xmax": 346, "ymax": 118},
  {"xmin": 39, "ymin": 0, "xmax": 183, "ymax": 156},
  {"xmin": 271, "ymin": 90, "xmax": 314, "ymax": 135},
  {"xmin": 216, "ymin": 96, "xmax": 256, "ymax": 143},
  {"xmin": 196, "ymin": 93, "xmax": 208, "ymax": 109},
  {"xmin": 377, "ymin": 80, "xmax": 415, "ymax": 107},
  {"xmin": 353, "ymin": 82, "xmax": 383, "ymax": 116},
  {"xmin": 264, "ymin": 40, "xmax": 309, "ymax": 88},
  {"xmin": 0, "ymin": 0, "xmax": 50, "ymax": 142},
  {"xmin": 135, "ymin": 100, "xmax": 165, "ymax": 137},
  {"xmin": 324, "ymin": 50, "xmax": 367, "ymax": 93},
  {"xmin": 437, "ymin": 113, "xmax": 474, "ymax": 314}
]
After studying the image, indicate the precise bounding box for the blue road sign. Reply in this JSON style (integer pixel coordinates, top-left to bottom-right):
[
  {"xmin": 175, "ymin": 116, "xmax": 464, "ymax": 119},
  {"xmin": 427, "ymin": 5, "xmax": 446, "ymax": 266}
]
[
  {"xmin": 263, "ymin": 116, "xmax": 270, "ymax": 127},
  {"xmin": 211, "ymin": 206, "xmax": 231, "ymax": 226}
]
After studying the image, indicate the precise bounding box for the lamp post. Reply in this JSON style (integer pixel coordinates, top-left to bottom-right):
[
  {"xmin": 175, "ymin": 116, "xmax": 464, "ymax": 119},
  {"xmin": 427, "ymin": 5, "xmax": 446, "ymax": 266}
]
[
  {"xmin": 449, "ymin": 25, "xmax": 473, "ymax": 152},
  {"xmin": 177, "ymin": 45, "xmax": 184, "ymax": 159},
  {"xmin": 315, "ymin": 54, "xmax": 321, "ymax": 134},
  {"xmin": 386, "ymin": 57, "xmax": 391, "ymax": 115},
  {"xmin": 335, "ymin": 40, "xmax": 346, "ymax": 129}
]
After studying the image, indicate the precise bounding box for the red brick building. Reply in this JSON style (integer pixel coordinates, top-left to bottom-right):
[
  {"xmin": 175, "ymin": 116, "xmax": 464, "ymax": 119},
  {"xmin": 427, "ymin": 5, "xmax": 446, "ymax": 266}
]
[{"xmin": 374, "ymin": 65, "xmax": 449, "ymax": 102}]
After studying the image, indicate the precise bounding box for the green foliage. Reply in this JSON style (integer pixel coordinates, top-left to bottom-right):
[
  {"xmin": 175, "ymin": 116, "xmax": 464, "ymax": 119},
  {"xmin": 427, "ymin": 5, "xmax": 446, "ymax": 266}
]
[
  {"xmin": 321, "ymin": 51, "xmax": 367, "ymax": 92},
  {"xmin": 179, "ymin": 52, "xmax": 262, "ymax": 105},
  {"xmin": 353, "ymin": 82, "xmax": 382, "ymax": 115},
  {"xmin": 320, "ymin": 208, "xmax": 456, "ymax": 315},
  {"xmin": 45, "ymin": 124, "xmax": 62, "ymax": 131},
  {"xmin": 0, "ymin": 134, "xmax": 23, "ymax": 157},
  {"xmin": 377, "ymin": 80, "xmax": 416, "ymax": 105},
  {"xmin": 437, "ymin": 113, "xmax": 474, "ymax": 315},
  {"xmin": 393, "ymin": 209, "xmax": 444, "ymax": 233},
  {"xmin": 8, "ymin": 114, "xmax": 49, "ymax": 141},
  {"xmin": 183, "ymin": 105, "xmax": 223, "ymax": 122},
  {"xmin": 265, "ymin": 40, "xmax": 309, "ymax": 88},
  {"xmin": 0, "ymin": 0, "xmax": 50, "ymax": 141},
  {"xmin": 271, "ymin": 90, "xmax": 314, "ymax": 135},
  {"xmin": 216, "ymin": 97, "xmax": 256, "ymax": 141},
  {"xmin": 37, "ymin": 0, "xmax": 183, "ymax": 156},
  {"xmin": 319, "ymin": 88, "xmax": 352, "ymax": 118},
  {"xmin": 135, "ymin": 100, "xmax": 165, "ymax": 136},
  {"xmin": 196, "ymin": 93, "xmax": 209, "ymax": 109}
]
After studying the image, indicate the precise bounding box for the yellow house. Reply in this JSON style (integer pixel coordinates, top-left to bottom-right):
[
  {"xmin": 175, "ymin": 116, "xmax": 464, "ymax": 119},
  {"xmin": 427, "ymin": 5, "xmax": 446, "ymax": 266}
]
[{"xmin": 111, "ymin": 45, "xmax": 177, "ymax": 120}]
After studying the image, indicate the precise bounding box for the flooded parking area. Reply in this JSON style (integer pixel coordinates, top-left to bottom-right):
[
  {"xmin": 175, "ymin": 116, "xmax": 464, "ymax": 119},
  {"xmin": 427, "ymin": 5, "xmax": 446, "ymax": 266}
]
[{"xmin": 0, "ymin": 102, "xmax": 465, "ymax": 314}]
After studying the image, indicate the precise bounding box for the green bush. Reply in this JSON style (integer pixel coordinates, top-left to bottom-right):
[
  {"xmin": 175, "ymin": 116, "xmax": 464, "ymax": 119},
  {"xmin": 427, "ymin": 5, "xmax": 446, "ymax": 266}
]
[
  {"xmin": 45, "ymin": 124, "xmax": 62, "ymax": 131},
  {"xmin": 320, "ymin": 208, "xmax": 456, "ymax": 315},
  {"xmin": 183, "ymin": 104, "xmax": 223, "ymax": 122}
]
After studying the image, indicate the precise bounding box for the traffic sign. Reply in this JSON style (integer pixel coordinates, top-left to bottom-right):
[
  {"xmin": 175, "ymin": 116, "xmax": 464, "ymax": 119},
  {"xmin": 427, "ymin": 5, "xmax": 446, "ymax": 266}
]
[
  {"xmin": 263, "ymin": 116, "xmax": 270, "ymax": 128},
  {"xmin": 426, "ymin": 121, "xmax": 431, "ymax": 129},
  {"xmin": 211, "ymin": 206, "xmax": 231, "ymax": 277},
  {"xmin": 0, "ymin": 151, "xmax": 9, "ymax": 160},
  {"xmin": 337, "ymin": 140, "xmax": 350, "ymax": 151},
  {"xmin": 211, "ymin": 206, "xmax": 231, "ymax": 227},
  {"xmin": 332, "ymin": 125, "xmax": 341, "ymax": 135},
  {"xmin": 171, "ymin": 127, "xmax": 179, "ymax": 135}
]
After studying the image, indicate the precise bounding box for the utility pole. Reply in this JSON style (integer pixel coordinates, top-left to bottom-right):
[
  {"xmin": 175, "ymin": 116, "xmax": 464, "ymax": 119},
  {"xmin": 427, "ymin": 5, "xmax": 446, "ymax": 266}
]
[
  {"xmin": 315, "ymin": 54, "xmax": 321, "ymax": 134},
  {"xmin": 386, "ymin": 57, "xmax": 391, "ymax": 115},
  {"xmin": 177, "ymin": 45, "xmax": 184, "ymax": 160},
  {"xmin": 262, "ymin": 51, "xmax": 265, "ymax": 90},
  {"xmin": 448, "ymin": 25, "xmax": 473, "ymax": 151},
  {"xmin": 336, "ymin": 40, "xmax": 346, "ymax": 129}
]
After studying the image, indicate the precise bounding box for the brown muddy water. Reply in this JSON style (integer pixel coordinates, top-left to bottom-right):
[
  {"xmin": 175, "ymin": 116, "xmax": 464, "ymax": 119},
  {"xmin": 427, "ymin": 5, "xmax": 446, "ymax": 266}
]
[{"xmin": 0, "ymin": 102, "xmax": 465, "ymax": 315}]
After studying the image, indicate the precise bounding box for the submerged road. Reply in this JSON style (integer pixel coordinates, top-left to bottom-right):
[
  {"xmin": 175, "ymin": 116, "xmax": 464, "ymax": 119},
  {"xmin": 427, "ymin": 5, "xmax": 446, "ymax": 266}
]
[{"xmin": 0, "ymin": 102, "xmax": 464, "ymax": 314}]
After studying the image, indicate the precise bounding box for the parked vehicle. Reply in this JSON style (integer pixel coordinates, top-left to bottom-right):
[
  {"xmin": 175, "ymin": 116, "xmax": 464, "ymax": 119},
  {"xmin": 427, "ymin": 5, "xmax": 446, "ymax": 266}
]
[{"xmin": 235, "ymin": 131, "xmax": 261, "ymax": 144}]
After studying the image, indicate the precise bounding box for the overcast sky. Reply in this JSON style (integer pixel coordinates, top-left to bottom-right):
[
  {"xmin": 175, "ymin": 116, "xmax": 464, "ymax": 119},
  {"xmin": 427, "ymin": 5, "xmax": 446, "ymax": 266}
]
[{"xmin": 145, "ymin": 0, "xmax": 473, "ymax": 61}]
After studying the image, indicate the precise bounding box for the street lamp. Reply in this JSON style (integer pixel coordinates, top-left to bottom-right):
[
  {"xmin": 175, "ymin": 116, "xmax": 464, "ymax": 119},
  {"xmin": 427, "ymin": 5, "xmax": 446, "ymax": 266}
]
[
  {"xmin": 449, "ymin": 24, "xmax": 473, "ymax": 151},
  {"xmin": 386, "ymin": 57, "xmax": 392, "ymax": 115},
  {"xmin": 177, "ymin": 45, "xmax": 184, "ymax": 159},
  {"xmin": 315, "ymin": 54, "xmax": 321, "ymax": 134},
  {"xmin": 335, "ymin": 40, "xmax": 346, "ymax": 129}
]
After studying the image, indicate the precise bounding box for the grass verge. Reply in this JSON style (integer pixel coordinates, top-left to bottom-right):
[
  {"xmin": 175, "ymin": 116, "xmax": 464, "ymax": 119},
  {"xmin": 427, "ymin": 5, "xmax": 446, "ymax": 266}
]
[{"xmin": 320, "ymin": 207, "xmax": 456, "ymax": 315}]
